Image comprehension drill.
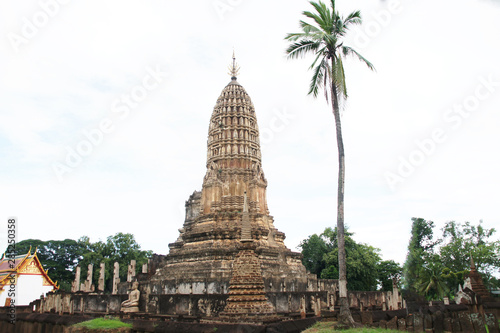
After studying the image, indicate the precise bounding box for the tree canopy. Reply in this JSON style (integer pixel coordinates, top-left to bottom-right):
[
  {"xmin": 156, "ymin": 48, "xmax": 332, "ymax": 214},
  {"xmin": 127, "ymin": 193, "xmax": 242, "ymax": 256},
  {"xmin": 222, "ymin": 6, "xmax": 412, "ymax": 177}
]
[
  {"xmin": 403, "ymin": 218, "xmax": 500, "ymax": 300},
  {"xmin": 13, "ymin": 238, "xmax": 84, "ymax": 291},
  {"xmin": 6, "ymin": 233, "xmax": 152, "ymax": 292},
  {"xmin": 299, "ymin": 227, "xmax": 401, "ymax": 291},
  {"xmin": 78, "ymin": 232, "xmax": 152, "ymax": 292}
]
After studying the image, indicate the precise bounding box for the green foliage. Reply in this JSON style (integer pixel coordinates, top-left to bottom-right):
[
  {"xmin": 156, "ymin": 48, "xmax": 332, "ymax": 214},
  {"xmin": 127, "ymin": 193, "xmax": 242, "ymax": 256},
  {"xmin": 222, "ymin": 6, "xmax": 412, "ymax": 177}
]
[
  {"xmin": 299, "ymin": 233, "xmax": 330, "ymax": 276},
  {"xmin": 403, "ymin": 218, "xmax": 500, "ymax": 300},
  {"xmin": 13, "ymin": 238, "xmax": 85, "ymax": 291},
  {"xmin": 73, "ymin": 317, "xmax": 132, "ymax": 329},
  {"xmin": 6, "ymin": 233, "xmax": 152, "ymax": 292},
  {"xmin": 439, "ymin": 221, "xmax": 500, "ymax": 289},
  {"xmin": 403, "ymin": 217, "xmax": 440, "ymax": 292},
  {"xmin": 414, "ymin": 255, "xmax": 449, "ymax": 299},
  {"xmin": 78, "ymin": 232, "xmax": 153, "ymax": 292},
  {"xmin": 284, "ymin": 0, "xmax": 374, "ymax": 100},
  {"xmin": 378, "ymin": 260, "xmax": 403, "ymax": 291},
  {"xmin": 300, "ymin": 227, "xmax": 393, "ymax": 291}
]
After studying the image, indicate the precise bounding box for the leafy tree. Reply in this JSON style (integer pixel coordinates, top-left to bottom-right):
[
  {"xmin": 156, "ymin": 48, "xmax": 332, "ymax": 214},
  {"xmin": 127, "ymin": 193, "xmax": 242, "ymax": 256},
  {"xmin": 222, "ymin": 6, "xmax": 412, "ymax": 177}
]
[
  {"xmin": 403, "ymin": 218, "xmax": 500, "ymax": 299},
  {"xmin": 298, "ymin": 233, "xmax": 330, "ymax": 277},
  {"xmin": 285, "ymin": 0, "xmax": 374, "ymax": 326},
  {"xmin": 11, "ymin": 239, "xmax": 85, "ymax": 291},
  {"xmin": 403, "ymin": 217, "xmax": 440, "ymax": 292},
  {"xmin": 378, "ymin": 260, "xmax": 403, "ymax": 292},
  {"xmin": 7, "ymin": 233, "xmax": 152, "ymax": 292},
  {"xmin": 439, "ymin": 221, "xmax": 500, "ymax": 291},
  {"xmin": 320, "ymin": 228, "xmax": 381, "ymax": 291},
  {"xmin": 78, "ymin": 233, "xmax": 152, "ymax": 292}
]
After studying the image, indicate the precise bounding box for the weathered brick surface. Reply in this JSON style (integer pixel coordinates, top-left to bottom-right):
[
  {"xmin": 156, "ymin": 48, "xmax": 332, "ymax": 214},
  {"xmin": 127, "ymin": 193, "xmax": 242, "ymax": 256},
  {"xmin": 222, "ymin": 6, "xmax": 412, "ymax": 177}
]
[
  {"xmin": 397, "ymin": 317, "xmax": 406, "ymax": 331},
  {"xmin": 386, "ymin": 316, "xmax": 398, "ymax": 330},
  {"xmin": 450, "ymin": 317, "xmax": 461, "ymax": 332},
  {"xmin": 216, "ymin": 249, "xmax": 279, "ymax": 324},
  {"xmin": 458, "ymin": 312, "xmax": 474, "ymax": 332},
  {"xmin": 424, "ymin": 314, "xmax": 433, "ymax": 330},
  {"xmin": 471, "ymin": 313, "xmax": 487, "ymax": 333},
  {"xmin": 433, "ymin": 311, "xmax": 444, "ymax": 333},
  {"xmin": 485, "ymin": 313, "xmax": 500, "ymax": 333},
  {"xmin": 360, "ymin": 311, "xmax": 373, "ymax": 325},
  {"xmin": 149, "ymin": 78, "xmax": 311, "ymax": 296},
  {"xmin": 413, "ymin": 314, "xmax": 424, "ymax": 332},
  {"xmin": 443, "ymin": 317, "xmax": 452, "ymax": 332}
]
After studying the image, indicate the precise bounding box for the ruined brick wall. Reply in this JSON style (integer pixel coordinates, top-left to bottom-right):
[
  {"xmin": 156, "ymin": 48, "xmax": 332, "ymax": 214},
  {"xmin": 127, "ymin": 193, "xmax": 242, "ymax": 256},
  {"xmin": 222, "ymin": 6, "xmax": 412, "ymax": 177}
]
[{"xmin": 350, "ymin": 304, "xmax": 500, "ymax": 332}]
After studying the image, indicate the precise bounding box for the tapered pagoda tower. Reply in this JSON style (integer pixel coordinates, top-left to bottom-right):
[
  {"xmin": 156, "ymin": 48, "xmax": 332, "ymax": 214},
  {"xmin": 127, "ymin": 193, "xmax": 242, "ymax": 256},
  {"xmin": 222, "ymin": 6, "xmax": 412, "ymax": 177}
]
[{"xmin": 151, "ymin": 55, "xmax": 308, "ymax": 292}]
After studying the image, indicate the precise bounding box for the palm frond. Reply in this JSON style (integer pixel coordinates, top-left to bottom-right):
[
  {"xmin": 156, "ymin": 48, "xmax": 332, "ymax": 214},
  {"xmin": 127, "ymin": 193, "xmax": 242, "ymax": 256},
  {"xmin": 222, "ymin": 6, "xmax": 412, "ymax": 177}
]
[
  {"xmin": 303, "ymin": 10, "xmax": 327, "ymax": 32},
  {"xmin": 343, "ymin": 11, "xmax": 362, "ymax": 28},
  {"xmin": 309, "ymin": 47, "xmax": 327, "ymax": 69},
  {"xmin": 324, "ymin": 62, "xmax": 330, "ymax": 102},
  {"xmin": 332, "ymin": 55, "xmax": 347, "ymax": 99},
  {"xmin": 323, "ymin": 34, "xmax": 338, "ymax": 50},
  {"xmin": 309, "ymin": 58, "xmax": 328, "ymax": 97},
  {"xmin": 342, "ymin": 46, "xmax": 375, "ymax": 71},
  {"xmin": 330, "ymin": 0, "xmax": 336, "ymax": 15},
  {"xmin": 285, "ymin": 0, "xmax": 374, "ymax": 105},
  {"xmin": 309, "ymin": 1, "xmax": 332, "ymax": 31},
  {"xmin": 286, "ymin": 40, "xmax": 321, "ymax": 59},
  {"xmin": 299, "ymin": 20, "xmax": 321, "ymax": 34},
  {"xmin": 285, "ymin": 32, "xmax": 311, "ymax": 42}
]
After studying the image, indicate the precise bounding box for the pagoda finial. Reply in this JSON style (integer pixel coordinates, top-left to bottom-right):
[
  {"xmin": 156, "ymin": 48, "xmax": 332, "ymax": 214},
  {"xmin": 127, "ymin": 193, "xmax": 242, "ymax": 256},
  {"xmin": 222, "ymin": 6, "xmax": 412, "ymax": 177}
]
[{"xmin": 228, "ymin": 50, "xmax": 240, "ymax": 80}]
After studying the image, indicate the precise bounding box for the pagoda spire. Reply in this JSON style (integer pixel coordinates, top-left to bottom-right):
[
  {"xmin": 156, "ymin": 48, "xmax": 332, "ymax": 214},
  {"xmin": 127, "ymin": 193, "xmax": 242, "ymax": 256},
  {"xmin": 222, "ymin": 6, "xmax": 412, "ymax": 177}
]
[
  {"xmin": 227, "ymin": 50, "xmax": 240, "ymax": 80},
  {"xmin": 470, "ymin": 251, "xmax": 476, "ymax": 270}
]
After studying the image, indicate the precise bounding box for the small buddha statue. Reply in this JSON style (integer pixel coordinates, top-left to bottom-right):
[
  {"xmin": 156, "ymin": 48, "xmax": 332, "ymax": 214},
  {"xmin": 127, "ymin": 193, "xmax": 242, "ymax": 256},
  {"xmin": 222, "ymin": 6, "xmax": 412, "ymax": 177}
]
[{"xmin": 121, "ymin": 281, "xmax": 140, "ymax": 313}]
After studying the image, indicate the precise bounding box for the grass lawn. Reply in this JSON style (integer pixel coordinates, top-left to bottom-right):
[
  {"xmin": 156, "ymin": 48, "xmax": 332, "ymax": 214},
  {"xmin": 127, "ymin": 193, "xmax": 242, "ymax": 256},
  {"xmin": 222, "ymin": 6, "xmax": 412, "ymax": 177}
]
[
  {"xmin": 73, "ymin": 317, "xmax": 132, "ymax": 330},
  {"xmin": 303, "ymin": 322, "xmax": 401, "ymax": 333}
]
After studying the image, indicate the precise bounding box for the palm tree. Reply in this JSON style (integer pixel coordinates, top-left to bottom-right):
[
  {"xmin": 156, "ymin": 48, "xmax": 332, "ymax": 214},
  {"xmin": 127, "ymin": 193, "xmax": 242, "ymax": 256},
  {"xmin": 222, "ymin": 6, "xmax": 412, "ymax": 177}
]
[
  {"xmin": 285, "ymin": 0, "xmax": 374, "ymax": 326},
  {"xmin": 416, "ymin": 261, "xmax": 449, "ymax": 300}
]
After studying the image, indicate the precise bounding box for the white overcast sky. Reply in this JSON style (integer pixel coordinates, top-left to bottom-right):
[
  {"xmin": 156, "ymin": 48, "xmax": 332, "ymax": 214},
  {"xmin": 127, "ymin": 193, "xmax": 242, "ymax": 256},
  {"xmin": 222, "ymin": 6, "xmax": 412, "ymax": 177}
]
[{"xmin": 1, "ymin": 0, "xmax": 499, "ymax": 267}]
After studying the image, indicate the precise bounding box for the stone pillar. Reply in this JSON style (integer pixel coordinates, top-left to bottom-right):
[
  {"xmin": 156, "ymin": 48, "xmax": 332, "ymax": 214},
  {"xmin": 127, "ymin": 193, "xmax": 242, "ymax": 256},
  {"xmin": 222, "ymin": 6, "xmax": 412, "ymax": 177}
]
[
  {"xmin": 98, "ymin": 262, "xmax": 105, "ymax": 292},
  {"xmin": 71, "ymin": 266, "xmax": 81, "ymax": 292},
  {"xmin": 300, "ymin": 295, "xmax": 306, "ymax": 319},
  {"xmin": 314, "ymin": 296, "xmax": 321, "ymax": 317},
  {"xmin": 329, "ymin": 292, "xmax": 335, "ymax": 310},
  {"xmin": 127, "ymin": 260, "xmax": 136, "ymax": 282},
  {"xmin": 392, "ymin": 279, "xmax": 400, "ymax": 310},
  {"xmin": 142, "ymin": 262, "xmax": 148, "ymax": 274},
  {"xmin": 84, "ymin": 264, "xmax": 94, "ymax": 292},
  {"xmin": 112, "ymin": 262, "xmax": 120, "ymax": 294}
]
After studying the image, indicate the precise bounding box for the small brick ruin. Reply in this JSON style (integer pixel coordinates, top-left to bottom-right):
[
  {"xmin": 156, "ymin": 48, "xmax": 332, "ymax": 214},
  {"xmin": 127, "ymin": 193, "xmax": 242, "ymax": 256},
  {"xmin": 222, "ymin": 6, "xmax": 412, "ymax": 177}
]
[{"xmin": 216, "ymin": 248, "xmax": 279, "ymax": 324}]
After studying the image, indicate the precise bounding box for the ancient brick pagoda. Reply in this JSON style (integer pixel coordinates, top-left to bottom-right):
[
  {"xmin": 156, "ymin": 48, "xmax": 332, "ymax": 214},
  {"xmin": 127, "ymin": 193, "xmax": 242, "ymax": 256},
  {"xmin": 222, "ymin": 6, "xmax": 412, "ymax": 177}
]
[{"xmin": 150, "ymin": 55, "xmax": 309, "ymax": 295}]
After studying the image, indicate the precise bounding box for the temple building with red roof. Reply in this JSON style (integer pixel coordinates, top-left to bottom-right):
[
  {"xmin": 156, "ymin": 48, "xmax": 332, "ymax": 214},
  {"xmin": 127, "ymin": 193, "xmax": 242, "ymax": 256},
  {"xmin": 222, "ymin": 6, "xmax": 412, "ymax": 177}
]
[{"xmin": 0, "ymin": 249, "xmax": 58, "ymax": 306}]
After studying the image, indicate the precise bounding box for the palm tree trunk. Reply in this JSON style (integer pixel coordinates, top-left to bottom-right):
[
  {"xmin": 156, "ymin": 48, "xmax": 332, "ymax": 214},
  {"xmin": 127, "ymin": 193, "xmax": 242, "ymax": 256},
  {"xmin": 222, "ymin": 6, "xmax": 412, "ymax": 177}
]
[{"xmin": 330, "ymin": 82, "xmax": 355, "ymax": 327}]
